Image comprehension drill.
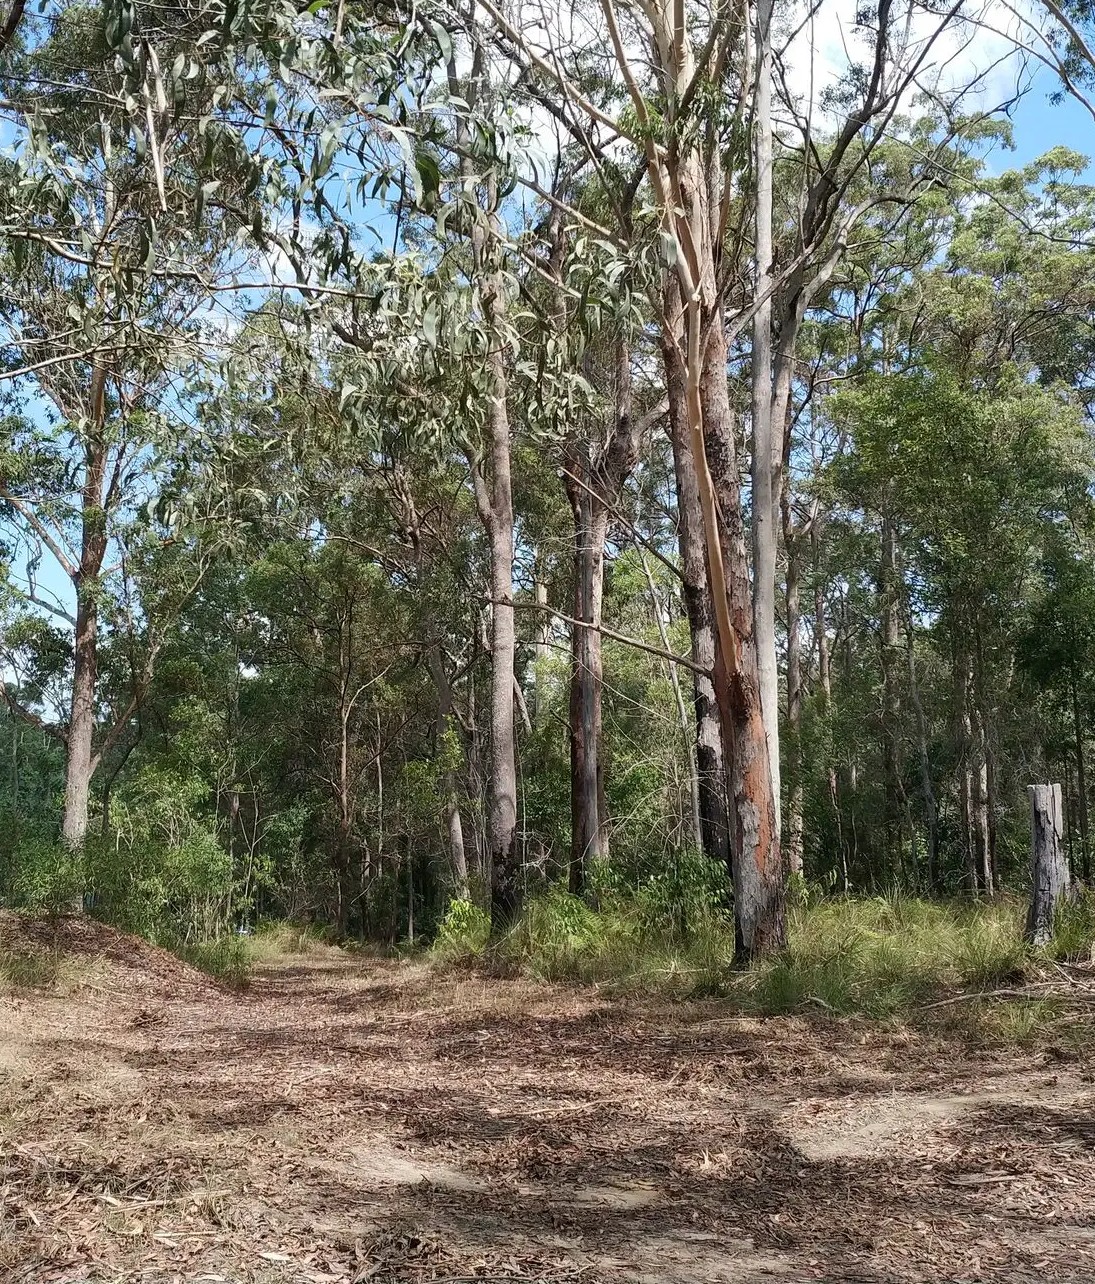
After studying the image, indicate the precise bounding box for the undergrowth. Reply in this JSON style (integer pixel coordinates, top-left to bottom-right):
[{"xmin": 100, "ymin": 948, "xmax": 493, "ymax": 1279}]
[
  {"xmin": 169, "ymin": 920, "xmax": 335, "ymax": 986},
  {"xmin": 244, "ymin": 920, "xmax": 335, "ymax": 965},
  {"xmin": 173, "ymin": 936, "xmax": 253, "ymax": 988},
  {"xmin": 432, "ymin": 887, "xmax": 1095, "ymax": 1041}
]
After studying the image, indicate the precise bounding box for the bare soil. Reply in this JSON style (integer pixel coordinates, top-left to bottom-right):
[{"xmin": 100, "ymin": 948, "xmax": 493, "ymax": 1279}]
[{"xmin": 3, "ymin": 914, "xmax": 1095, "ymax": 1283}]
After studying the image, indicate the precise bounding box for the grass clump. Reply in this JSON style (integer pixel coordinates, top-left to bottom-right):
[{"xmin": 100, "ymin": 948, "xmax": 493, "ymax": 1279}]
[
  {"xmin": 0, "ymin": 946, "xmax": 64, "ymax": 991},
  {"xmin": 246, "ymin": 920, "xmax": 335, "ymax": 965},
  {"xmin": 1048, "ymin": 890, "xmax": 1095, "ymax": 962},
  {"xmin": 744, "ymin": 896, "xmax": 1027, "ymax": 1017},
  {"xmin": 171, "ymin": 919, "xmax": 340, "ymax": 985},
  {"xmin": 437, "ymin": 887, "xmax": 1071, "ymax": 1025},
  {"xmin": 174, "ymin": 936, "xmax": 253, "ymax": 988},
  {"xmin": 428, "ymin": 882, "xmax": 734, "ymax": 993}
]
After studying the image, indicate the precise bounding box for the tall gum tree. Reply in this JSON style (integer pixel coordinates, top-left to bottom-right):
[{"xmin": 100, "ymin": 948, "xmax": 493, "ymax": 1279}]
[{"xmin": 0, "ymin": 1, "xmax": 274, "ymax": 866}]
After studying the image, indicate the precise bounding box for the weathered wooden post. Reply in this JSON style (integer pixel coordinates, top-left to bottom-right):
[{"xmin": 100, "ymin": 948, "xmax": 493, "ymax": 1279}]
[{"xmin": 1026, "ymin": 784, "xmax": 1071, "ymax": 946}]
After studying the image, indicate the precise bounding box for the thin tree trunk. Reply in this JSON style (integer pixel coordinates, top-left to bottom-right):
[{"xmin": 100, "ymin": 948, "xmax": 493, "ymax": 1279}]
[
  {"xmin": 662, "ymin": 312, "xmax": 731, "ymax": 874},
  {"xmin": 812, "ymin": 531, "xmax": 843, "ymax": 887},
  {"xmin": 1073, "ymin": 674, "xmax": 1091, "ymax": 880},
  {"xmin": 640, "ymin": 551, "xmax": 703, "ymax": 851},
  {"xmin": 750, "ymin": 0, "xmax": 781, "ymax": 841},
  {"xmin": 699, "ymin": 298, "xmax": 784, "ymax": 957},
  {"xmin": 630, "ymin": 2, "xmax": 784, "ymax": 956},
  {"xmin": 785, "ymin": 531, "xmax": 804, "ymax": 876},
  {"xmin": 954, "ymin": 641, "xmax": 977, "ymax": 893},
  {"xmin": 457, "ymin": 80, "xmax": 519, "ymax": 930},
  {"xmin": 906, "ymin": 626, "xmax": 939, "ymax": 891},
  {"xmin": 563, "ymin": 343, "xmax": 638, "ymax": 894},
  {"xmin": 531, "ymin": 573, "xmax": 551, "ymax": 723},
  {"xmin": 566, "ymin": 462, "xmax": 608, "ymax": 894},
  {"xmin": 62, "ymin": 590, "xmax": 98, "ymax": 856},
  {"xmin": 955, "ymin": 644, "xmax": 992, "ymax": 896},
  {"xmin": 62, "ymin": 385, "xmax": 109, "ymax": 893},
  {"xmin": 426, "ymin": 644, "xmax": 470, "ymax": 902},
  {"xmin": 878, "ymin": 515, "xmax": 902, "ymax": 872},
  {"xmin": 484, "ymin": 409, "xmax": 519, "ymax": 927}
]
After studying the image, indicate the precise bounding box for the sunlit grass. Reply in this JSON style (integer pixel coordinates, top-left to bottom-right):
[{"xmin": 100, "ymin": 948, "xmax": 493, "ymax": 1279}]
[
  {"xmin": 433, "ymin": 886, "xmax": 1095, "ymax": 1043},
  {"xmin": 173, "ymin": 936, "xmax": 253, "ymax": 988},
  {"xmin": 245, "ymin": 920, "xmax": 336, "ymax": 965},
  {"xmin": 744, "ymin": 895, "xmax": 1028, "ymax": 1017}
]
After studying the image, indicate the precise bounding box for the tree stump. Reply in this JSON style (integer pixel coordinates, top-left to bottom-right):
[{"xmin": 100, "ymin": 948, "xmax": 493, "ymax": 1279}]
[{"xmin": 1026, "ymin": 784, "xmax": 1071, "ymax": 947}]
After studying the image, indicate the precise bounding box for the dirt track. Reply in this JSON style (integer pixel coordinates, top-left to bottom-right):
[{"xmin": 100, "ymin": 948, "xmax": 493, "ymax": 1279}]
[{"xmin": 3, "ymin": 917, "xmax": 1095, "ymax": 1283}]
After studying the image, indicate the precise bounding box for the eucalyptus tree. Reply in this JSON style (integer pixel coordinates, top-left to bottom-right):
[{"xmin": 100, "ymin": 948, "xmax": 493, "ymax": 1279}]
[
  {"xmin": 0, "ymin": 0, "xmax": 442, "ymax": 874},
  {"xmin": 0, "ymin": 0, "xmax": 265, "ymax": 858},
  {"xmin": 751, "ymin": 6, "xmax": 1023, "ymax": 850}
]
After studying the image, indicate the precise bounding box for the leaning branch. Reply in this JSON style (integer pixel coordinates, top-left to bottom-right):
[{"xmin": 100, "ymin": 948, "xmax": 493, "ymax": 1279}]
[
  {"xmin": 503, "ymin": 599, "xmax": 708, "ymax": 677},
  {"xmin": 0, "ymin": 490, "xmax": 79, "ymax": 580}
]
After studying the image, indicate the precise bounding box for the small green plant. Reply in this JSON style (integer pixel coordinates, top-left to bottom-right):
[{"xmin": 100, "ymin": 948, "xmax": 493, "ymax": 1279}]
[{"xmin": 431, "ymin": 898, "xmax": 491, "ymax": 960}]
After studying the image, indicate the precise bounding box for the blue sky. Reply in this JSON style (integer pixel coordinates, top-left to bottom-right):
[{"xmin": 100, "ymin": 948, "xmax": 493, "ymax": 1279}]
[{"xmin": 990, "ymin": 67, "xmax": 1094, "ymax": 173}]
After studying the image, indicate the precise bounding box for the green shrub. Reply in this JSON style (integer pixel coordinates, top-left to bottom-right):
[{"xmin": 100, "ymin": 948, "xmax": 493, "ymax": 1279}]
[
  {"xmin": 591, "ymin": 847, "xmax": 729, "ymax": 937},
  {"xmin": 82, "ymin": 828, "xmax": 233, "ymax": 941},
  {"xmin": 431, "ymin": 898, "xmax": 491, "ymax": 960},
  {"xmin": 506, "ymin": 888, "xmax": 600, "ymax": 978},
  {"xmin": 9, "ymin": 836, "xmax": 84, "ymax": 914}
]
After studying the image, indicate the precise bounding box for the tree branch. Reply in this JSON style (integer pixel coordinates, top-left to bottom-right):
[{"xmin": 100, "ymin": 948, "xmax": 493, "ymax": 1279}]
[{"xmin": 503, "ymin": 598, "xmax": 708, "ymax": 676}]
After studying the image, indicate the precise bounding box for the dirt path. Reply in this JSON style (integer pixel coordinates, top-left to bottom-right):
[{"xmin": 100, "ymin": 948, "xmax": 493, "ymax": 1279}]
[{"xmin": 3, "ymin": 922, "xmax": 1095, "ymax": 1283}]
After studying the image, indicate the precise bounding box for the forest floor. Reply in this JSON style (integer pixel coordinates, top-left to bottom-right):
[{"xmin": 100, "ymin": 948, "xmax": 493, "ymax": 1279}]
[{"xmin": 3, "ymin": 916, "xmax": 1095, "ymax": 1284}]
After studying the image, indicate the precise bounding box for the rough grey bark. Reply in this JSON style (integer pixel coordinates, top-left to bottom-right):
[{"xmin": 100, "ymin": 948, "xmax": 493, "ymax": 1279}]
[{"xmin": 1027, "ymin": 783, "xmax": 1070, "ymax": 946}]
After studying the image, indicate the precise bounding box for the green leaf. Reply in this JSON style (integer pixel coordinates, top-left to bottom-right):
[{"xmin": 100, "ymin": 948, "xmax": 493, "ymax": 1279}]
[{"xmin": 423, "ymin": 301, "xmax": 439, "ymax": 348}]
